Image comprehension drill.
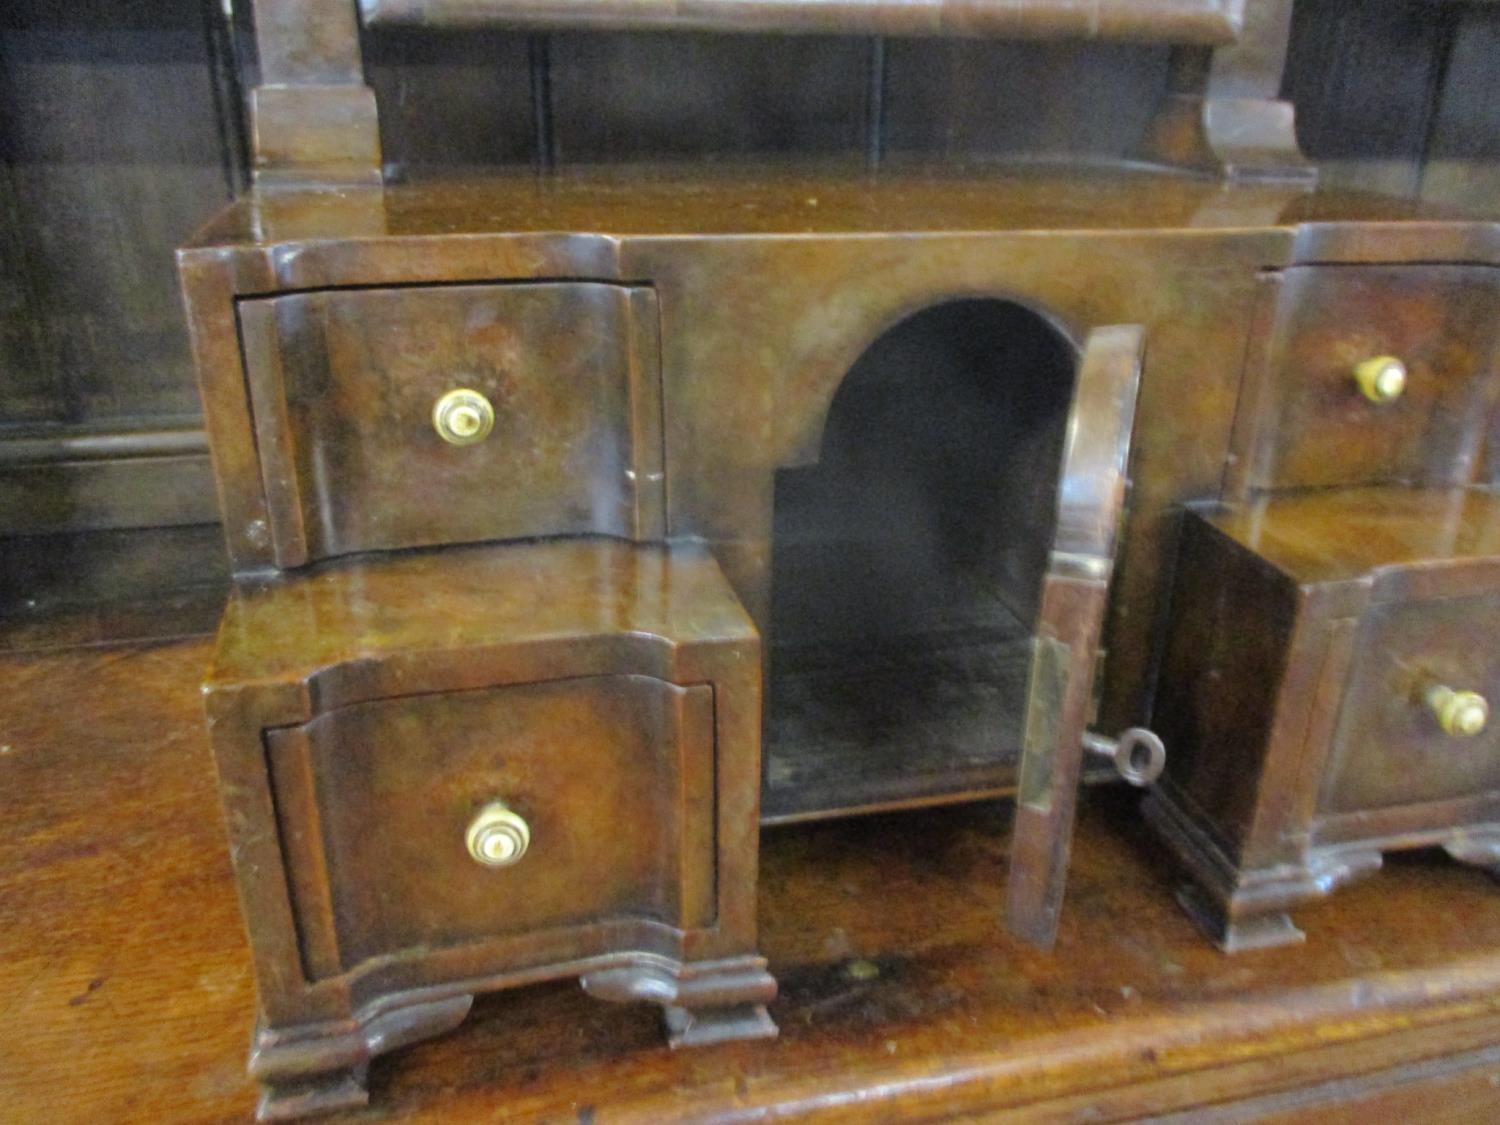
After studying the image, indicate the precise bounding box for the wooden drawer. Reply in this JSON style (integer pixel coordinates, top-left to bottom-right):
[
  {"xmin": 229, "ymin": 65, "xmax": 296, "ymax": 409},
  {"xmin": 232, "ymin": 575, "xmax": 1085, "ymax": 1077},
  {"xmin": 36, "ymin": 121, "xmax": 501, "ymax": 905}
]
[
  {"xmin": 1149, "ymin": 489, "xmax": 1500, "ymax": 951},
  {"xmin": 1230, "ymin": 265, "xmax": 1500, "ymax": 496},
  {"xmin": 1320, "ymin": 593, "xmax": 1500, "ymax": 816},
  {"xmin": 239, "ymin": 282, "xmax": 664, "ymax": 567},
  {"xmin": 204, "ymin": 539, "xmax": 777, "ymax": 1101},
  {"xmin": 267, "ymin": 673, "xmax": 716, "ymax": 978}
]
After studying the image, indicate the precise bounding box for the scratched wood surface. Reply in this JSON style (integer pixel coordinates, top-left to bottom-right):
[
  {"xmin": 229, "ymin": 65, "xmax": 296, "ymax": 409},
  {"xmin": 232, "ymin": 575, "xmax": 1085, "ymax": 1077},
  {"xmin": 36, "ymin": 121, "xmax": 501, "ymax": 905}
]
[{"xmin": 4, "ymin": 622, "xmax": 1500, "ymax": 1121}]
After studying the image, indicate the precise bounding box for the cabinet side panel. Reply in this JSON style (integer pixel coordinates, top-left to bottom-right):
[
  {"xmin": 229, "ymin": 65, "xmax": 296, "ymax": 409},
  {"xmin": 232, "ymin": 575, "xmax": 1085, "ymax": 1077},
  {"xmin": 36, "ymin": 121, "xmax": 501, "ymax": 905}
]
[{"xmin": 1153, "ymin": 516, "xmax": 1299, "ymax": 861}]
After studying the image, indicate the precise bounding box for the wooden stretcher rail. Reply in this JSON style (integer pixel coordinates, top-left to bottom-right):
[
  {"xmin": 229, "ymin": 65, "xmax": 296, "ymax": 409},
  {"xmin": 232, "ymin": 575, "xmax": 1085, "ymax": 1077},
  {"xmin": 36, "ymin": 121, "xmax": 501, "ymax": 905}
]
[{"xmin": 357, "ymin": 0, "xmax": 1242, "ymax": 44}]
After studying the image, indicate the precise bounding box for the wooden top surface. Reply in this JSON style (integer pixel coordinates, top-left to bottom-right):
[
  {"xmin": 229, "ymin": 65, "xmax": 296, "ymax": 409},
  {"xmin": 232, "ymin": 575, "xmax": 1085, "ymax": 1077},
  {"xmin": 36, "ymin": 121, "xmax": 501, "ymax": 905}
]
[
  {"xmin": 181, "ymin": 162, "xmax": 1500, "ymax": 251},
  {"xmin": 1202, "ymin": 486, "xmax": 1500, "ymax": 586},
  {"xmin": 6, "ymin": 623, "xmax": 1500, "ymax": 1120},
  {"xmin": 208, "ymin": 539, "xmax": 755, "ymax": 690}
]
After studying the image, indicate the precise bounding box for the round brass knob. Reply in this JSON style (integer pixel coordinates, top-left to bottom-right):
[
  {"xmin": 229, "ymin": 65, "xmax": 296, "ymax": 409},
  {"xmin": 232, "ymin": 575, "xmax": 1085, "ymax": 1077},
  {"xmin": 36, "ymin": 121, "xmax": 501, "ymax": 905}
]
[
  {"xmin": 1354, "ymin": 356, "xmax": 1406, "ymax": 404},
  {"xmin": 1426, "ymin": 685, "xmax": 1489, "ymax": 738},
  {"xmin": 432, "ymin": 388, "xmax": 495, "ymax": 446},
  {"xmin": 465, "ymin": 802, "xmax": 531, "ymax": 867}
]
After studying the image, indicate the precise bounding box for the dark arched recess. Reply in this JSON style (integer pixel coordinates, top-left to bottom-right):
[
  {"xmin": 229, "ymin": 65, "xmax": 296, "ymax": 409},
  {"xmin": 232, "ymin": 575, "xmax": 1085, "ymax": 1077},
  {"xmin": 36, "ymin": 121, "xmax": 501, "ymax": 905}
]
[{"xmin": 765, "ymin": 298, "xmax": 1080, "ymax": 821}]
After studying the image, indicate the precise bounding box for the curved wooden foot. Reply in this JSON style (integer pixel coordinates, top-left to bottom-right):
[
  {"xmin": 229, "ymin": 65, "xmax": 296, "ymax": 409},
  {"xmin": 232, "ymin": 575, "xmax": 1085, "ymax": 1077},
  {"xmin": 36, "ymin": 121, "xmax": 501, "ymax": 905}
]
[
  {"xmin": 1180, "ymin": 846, "xmax": 1383, "ymax": 954},
  {"xmin": 581, "ymin": 954, "xmax": 778, "ymax": 1047},
  {"xmin": 1445, "ymin": 828, "xmax": 1500, "ymax": 880},
  {"xmin": 1144, "ymin": 790, "xmax": 1383, "ymax": 954},
  {"xmin": 1177, "ymin": 882, "xmax": 1305, "ymax": 954},
  {"xmin": 664, "ymin": 1002, "xmax": 778, "ymax": 1047},
  {"xmin": 256, "ymin": 1065, "xmax": 369, "ymax": 1122},
  {"xmin": 250, "ymin": 993, "xmax": 473, "ymax": 1121}
]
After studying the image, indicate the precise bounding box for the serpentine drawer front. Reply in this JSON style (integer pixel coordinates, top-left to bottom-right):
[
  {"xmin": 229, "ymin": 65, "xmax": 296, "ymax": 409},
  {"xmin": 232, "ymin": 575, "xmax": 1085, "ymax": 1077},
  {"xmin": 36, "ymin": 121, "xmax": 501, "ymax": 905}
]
[
  {"xmin": 238, "ymin": 282, "xmax": 665, "ymax": 568},
  {"xmin": 1229, "ymin": 265, "xmax": 1500, "ymax": 497},
  {"xmin": 1320, "ymin": 594, "xmax": 1500, "ymax": 817},
  {"xmin": 265, "ymin": 675, "xmax": 716, "ymax": 978}
]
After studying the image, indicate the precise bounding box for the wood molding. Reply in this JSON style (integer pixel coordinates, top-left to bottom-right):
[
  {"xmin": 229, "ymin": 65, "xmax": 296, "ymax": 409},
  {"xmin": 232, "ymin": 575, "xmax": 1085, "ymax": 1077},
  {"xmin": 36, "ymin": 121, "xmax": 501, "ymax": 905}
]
[
  {"xmin": 0, "ymin": 426, "xmax": 207, "ymax": 467},
  {"xmin": 0, "ymin": 424, "xmax": 218, "ymax": 533},
  {"xmin": 249, "ymin": 0, "xmax": 382, "ymax": 186},
  {"xmin": 1141, "ymin": 0, "xmax": 1317, "ymax": 181},
  {"xmin": 359, "ymin": 0, "xmax": 1242, "ymax": 42}
]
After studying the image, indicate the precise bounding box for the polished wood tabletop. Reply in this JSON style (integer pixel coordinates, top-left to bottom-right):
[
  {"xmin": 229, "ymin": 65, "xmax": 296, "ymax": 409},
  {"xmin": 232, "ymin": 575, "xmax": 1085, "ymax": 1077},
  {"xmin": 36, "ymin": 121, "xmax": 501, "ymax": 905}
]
[
  {"xmin": 5, "ymin": 609, "xmax": 1500, "ymax": 1121},
  {"xmin": 209, "ymin": 539, "xmax": 755, "ymax": 689},
  {"xmin": 1203, "ymin": 486, "xmax": 1500, "ymax": 586},
  {"xmin": 183, "ymin": 162, "xmax": 1500, "ymax": 248}
]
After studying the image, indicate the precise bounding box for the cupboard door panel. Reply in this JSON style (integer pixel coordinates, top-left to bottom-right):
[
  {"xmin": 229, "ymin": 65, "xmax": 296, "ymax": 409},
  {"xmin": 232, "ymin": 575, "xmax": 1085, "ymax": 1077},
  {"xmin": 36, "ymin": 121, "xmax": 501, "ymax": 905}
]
[{"xmin": 1008, "ymin": 324, "xmax": 1144, "ymax": 948}]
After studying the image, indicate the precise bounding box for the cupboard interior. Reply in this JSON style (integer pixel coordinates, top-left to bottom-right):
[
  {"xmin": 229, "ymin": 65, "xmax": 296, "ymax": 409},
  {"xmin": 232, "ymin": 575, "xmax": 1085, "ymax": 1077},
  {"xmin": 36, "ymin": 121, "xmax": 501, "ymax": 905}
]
[{"xmin": 764, "ymin": 298, "xmax": 1088, "ymax": 822}]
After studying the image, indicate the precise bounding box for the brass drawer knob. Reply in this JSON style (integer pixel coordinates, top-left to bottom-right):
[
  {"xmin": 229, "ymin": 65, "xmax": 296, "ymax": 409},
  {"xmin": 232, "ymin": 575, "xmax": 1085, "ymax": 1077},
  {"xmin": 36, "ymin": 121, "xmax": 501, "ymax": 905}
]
[
  {"xmin": 1426, "ymin": 685, "xmax": 1489, "ymax": 738},
  {"xmin": 433, "ymin": 388, "xmax": 495, "ymax": 446},
  {"xmin": 465, "ymin": 802, "xmax": 531, "ymax": 867},
  {"xmin": 1353, "ymin": 356, "xmax": 1406, "ymax": 404}
]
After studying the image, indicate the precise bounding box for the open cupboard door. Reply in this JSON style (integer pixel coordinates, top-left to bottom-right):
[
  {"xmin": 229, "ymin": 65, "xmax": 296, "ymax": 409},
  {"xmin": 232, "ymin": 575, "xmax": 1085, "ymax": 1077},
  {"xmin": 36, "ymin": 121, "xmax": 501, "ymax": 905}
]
[{"xmin": 1006, "ymin": 324, "xmax": 1161, "ymax": 949}]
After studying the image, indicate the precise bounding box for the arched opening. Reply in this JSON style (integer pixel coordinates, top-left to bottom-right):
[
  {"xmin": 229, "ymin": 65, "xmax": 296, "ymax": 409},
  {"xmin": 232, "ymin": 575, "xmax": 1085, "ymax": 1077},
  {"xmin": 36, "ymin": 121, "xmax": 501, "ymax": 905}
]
[{"xmin": 765, "ymin": 298, "xmax": 1079, "ymax": 821}]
